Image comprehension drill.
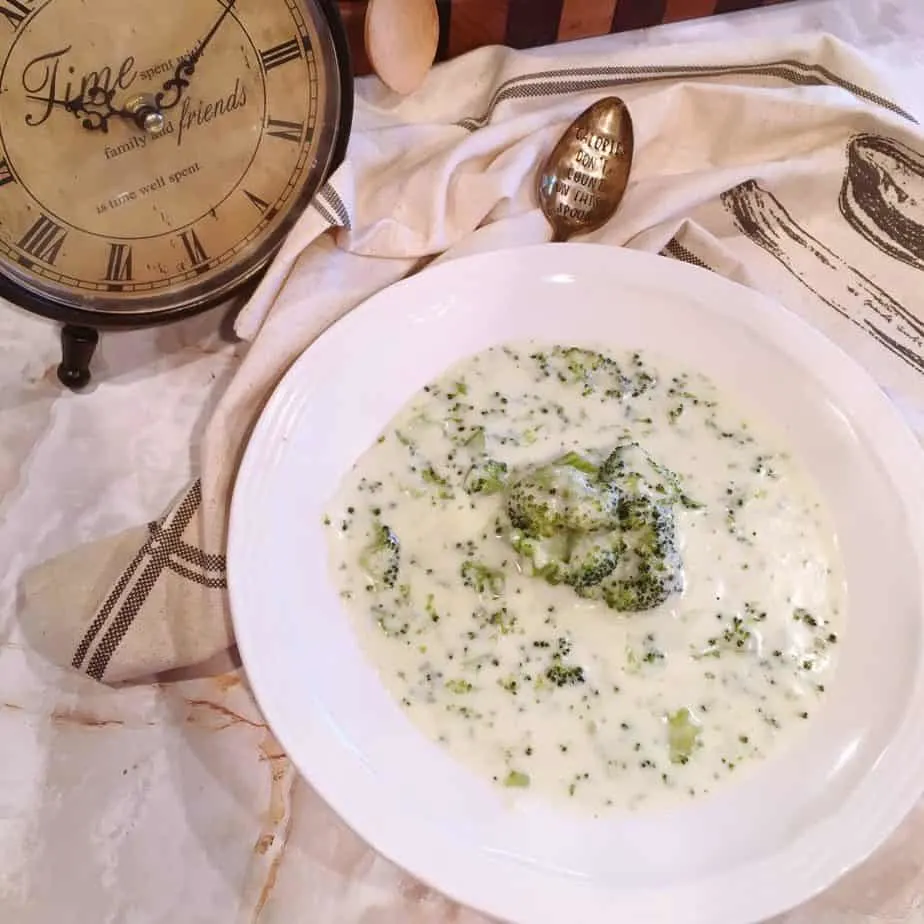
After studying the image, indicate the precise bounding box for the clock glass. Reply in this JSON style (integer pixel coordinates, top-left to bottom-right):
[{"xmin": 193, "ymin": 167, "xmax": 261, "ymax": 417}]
[{"xmin": 0, "ymin": 0, "xmax": 349, "ymax": 322}]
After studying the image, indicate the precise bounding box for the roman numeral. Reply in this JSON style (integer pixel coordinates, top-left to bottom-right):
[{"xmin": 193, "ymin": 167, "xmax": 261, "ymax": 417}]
[
  {"xmin": 0, "ymin": 158, "xmax": 14, "ymax": 187},
  {"xmin": 179, "ymin": 229, "xmax": 208, "ymax": 267},
  {"xmin": 0, "ymin": 0, "xmax": 32, "ymax": 31},
  {"xmin": 18, "ymin": 214, "xmax": 66, "ymax": 265},
  {"xmin": 104, "ymin": 243, "xmax": 133, "ymax": 282},
  {"xmin": 260, "ymin": 37, "xmax": 301, "ymax": 71},
  {"xmin": 244, "ymin": 189, "xmax": 270, "ymax": 213},
  {"xmin": 266, "ymin": 118, "xmax": 303, "ymax": 144}
]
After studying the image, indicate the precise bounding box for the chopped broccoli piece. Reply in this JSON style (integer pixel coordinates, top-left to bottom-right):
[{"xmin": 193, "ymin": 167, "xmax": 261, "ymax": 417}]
[
  {"xmin": 509, "ymin": 531, "xmax": 569, "ymax": 584},
  {"xmin": 359, "ymin": 524, "xmax": 400, "ymax": 589},
  {"xmin": 421, "ymin": 465, "xmax": 449, "ymax": 487},
  {"xmin": 463, "ymin": 427, "xmax": 487, "ymax": 455},
  {"xmin": 667, "ymin": 707, "xmax": 701, "ymax": 764},
  {"xmin": 460, "ymin": 561, "xmax": 505, "ymax": 597},
  {"xmin": 555, "ymin": 451, "xmax": 598, "ymax": 475},
  {"xmin": 445, "ymin": 679, "xmax": 473, "ymax": 694},
  {"xmin": 545, "ymin": 663, "xmax": 585, "ymax": 686},
  {"xmin": 503, "ymin": 770, "xmax": 531, "ymax": 788},
  {"xmin": 500, "ymin": 442, "xmax": 686, "ymax": 613},
  {"xmin": 529, "ymin": 347, "xmax": 633, "ymax": 397},
  {"xmin": 482, "ymin": 606, "xmax": 517, "ymax": 634},
  {"xmin": 463, "ymin": 458, "xmax": 508, "ymax": 495}
]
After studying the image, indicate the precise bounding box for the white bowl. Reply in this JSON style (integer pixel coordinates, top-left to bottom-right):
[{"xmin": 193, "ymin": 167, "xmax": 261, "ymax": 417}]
[{"xmin": 228, "ymin": 243, "xmax": 924, "ymax": 924}]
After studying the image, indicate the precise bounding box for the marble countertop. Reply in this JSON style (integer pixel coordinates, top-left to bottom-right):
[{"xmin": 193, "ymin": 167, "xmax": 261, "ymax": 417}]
[{"xmin": 3, "ymin": 1, "xmax": 924, "ymax": 921}]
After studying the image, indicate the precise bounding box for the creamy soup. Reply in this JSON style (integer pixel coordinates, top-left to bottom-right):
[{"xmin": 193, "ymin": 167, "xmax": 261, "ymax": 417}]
[{"xmin": 324, "ymin": 344, "xmax": 845, "ymax": 813}]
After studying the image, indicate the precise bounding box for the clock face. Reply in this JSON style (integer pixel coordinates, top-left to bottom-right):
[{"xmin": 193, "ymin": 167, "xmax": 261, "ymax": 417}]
[{"xmin": 0, "ymin": 0, "xmax": 347, "ymax": 320}]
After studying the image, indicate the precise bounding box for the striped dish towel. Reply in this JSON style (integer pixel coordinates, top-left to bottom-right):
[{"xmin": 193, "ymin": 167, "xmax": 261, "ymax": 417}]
[{"xmin": 20, "ymin": 31, "xmax": 924, "ymax": 683}]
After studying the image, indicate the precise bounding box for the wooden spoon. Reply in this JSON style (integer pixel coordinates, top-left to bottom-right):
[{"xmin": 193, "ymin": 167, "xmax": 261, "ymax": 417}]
[{"xmin": 364, "ymin": 0, "xmax": 439, "ymax": 96}]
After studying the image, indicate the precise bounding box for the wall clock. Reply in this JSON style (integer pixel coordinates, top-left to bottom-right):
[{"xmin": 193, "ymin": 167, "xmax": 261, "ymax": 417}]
[{"xmin": 0, "ymin": 0, "xmax": 352, "ymax": 387}]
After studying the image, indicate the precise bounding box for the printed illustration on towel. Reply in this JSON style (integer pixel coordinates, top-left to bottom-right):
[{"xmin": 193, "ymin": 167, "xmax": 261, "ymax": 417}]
[
  {"xmin": 722, "ymin": 179, "xmax": 924, "ymax": 376},
  {"xmin": 840, "ymin": 134, "xmax": 924, "ymax": 273}
]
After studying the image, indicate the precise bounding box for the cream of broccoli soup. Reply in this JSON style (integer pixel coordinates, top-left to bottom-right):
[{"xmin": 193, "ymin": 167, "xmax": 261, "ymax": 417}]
[{"xmin": 324, "ymin": 343, "xmax": 845, "ymax": 813}]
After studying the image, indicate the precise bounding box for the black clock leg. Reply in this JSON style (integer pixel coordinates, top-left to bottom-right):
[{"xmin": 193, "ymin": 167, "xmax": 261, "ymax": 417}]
[{"xmin": 57, "ymin": 325, "xmax": 99, "ymax": 390}]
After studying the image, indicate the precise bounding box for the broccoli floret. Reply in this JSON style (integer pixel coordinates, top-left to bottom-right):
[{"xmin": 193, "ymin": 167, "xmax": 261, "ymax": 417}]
[
  {"xmin": 460, "ymin": 560, "xmax": 505, "ymax": 597},
  {"xmin": 593, "ymin": 497, "xmax": 683, "ymax": 612},
  {"xmin": 500, "ymin": 443, "xmax": 686, "ymax": 613},
  {"xmin": 599, "ymin": 442, "xmax": 701, "ymax": 509},
  {"xmin": 359, "ymin": 524, "xmax": 400, "ymax": 589},
  {"xmin": 600, "ymin": 564, "xmax": 680, "ymax": 611},
  {"xmin": 463, "ymin": 458, "xmax": 508, "ymax": 495},
  {"xmin": 506, "ymin": 460, "xmax": 620, "ymax": 536},
  {"xmin": 563, "ymin": 533, "xmax": 620, "ymax": 590},
  {"xmin": 508, "ymin": 507, "xmax": 624, "ymax": 592}
]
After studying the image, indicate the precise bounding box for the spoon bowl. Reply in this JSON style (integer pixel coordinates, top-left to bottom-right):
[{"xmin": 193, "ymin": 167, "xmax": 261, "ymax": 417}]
[
  {"xmin": 364, "ymin": 0, "xmax": 439, "ymax": 96},
  {"xmin": 537, "ymin": 97, "xmax": 635, "ymax": 242}
]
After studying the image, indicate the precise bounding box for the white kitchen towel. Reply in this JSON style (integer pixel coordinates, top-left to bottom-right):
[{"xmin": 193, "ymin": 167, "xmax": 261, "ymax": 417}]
[{"xmin": 21, "ymin": 31, "xmax": 924, "ymax": 683}]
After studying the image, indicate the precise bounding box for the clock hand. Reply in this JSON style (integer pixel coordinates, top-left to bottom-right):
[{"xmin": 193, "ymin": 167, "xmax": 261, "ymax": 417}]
[
  {"xmin": 154, "ymin": 0, "xmax": 240, "ymax": 112},
  {"xmin": 64, "ymin": 85, "xmax": 124, "ymax": 133},
  {"xmin": 190, "ymin": 0, "xmax": 240, "ymax": 66},
  {"xmin": 67, "ymin": 0, "xmax": 239, "ymax": 133},
  {"xmin": 21, "ymin": 91, "xmax": 115, "ymax": 133}
]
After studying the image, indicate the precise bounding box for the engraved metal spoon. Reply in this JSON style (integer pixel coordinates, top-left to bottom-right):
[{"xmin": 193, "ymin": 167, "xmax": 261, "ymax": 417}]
[{"xmin": 537, "ymin": 96, "xmax": 635, "ymax": 242}]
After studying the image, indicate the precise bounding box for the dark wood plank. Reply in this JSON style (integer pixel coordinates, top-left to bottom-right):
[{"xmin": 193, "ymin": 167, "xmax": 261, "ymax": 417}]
[
  {"xmin": 715, "ymin": 0, "xmax": 764, "ymax": 11},
  {"xmin": 558, "ymin": 0, "xmax": 619, "ymax": 42},
  {"xmin": 435, "ymin": 0, "xmax": 452, "ymax": 59},
  {"xmin": 505, "ymin": 0, "xmax": 564, "ymax": 48},
  {"xmin": 336, "ymin": 0, "xmax": 371, "ymax": 75},
  {"xmin": 447, "ymin": 0, "xmax": 511, "ymax": 57},
  {"xmin": 664, "ymin": 0, "xmax": 717, "ymax": 22},
  {"xmin": 612, "ymin": 0, "xmax": 668, "ymax": 30}
]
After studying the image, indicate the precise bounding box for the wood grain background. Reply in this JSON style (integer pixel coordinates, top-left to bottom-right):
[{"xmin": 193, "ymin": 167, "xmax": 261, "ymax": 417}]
[{"xmin": 336, "ymin": 0, "xmax": 797, "ymax": 75}]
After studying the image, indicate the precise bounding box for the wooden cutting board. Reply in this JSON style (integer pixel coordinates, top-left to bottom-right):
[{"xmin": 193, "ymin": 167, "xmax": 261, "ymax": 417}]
[{"xmin": 337, "ymin": 0, "xmax": 797, "ymax": 76}]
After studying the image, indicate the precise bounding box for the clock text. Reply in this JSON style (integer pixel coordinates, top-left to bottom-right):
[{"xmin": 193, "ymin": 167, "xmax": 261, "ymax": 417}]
[{"xmin": 21, "ymin": 45, "xmax": 136, "ymax": 127}]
